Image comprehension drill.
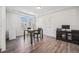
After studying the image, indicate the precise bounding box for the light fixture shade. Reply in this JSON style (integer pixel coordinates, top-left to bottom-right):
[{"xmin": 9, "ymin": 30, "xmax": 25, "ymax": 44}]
[{"xmin": 36, "ymin": 6, "xmax": 41, "ymax": 9}]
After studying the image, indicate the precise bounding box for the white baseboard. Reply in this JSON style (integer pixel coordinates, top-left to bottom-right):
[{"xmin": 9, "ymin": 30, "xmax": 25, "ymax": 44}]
[{"xmin": 44, "ymin": 34, "xmax": 56, "ymax": 39}]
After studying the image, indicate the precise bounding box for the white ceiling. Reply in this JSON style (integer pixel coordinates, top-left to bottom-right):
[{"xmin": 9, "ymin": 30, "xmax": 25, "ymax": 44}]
[{"xmin": 6, "ymin": 6, "xmax": 73, "ymax": 16}]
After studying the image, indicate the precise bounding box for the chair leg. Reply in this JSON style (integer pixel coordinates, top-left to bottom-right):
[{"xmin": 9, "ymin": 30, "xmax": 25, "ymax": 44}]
[
  {"xmin": 37, "ymin": 34, "xmax": 39, "ymax": 42},
  {"xmin": 40, "ymin": 33, "xmax": 43, "ymax": 40},
  {"xmin": 33, "ymin": 35, "xmax": 36, "ymax": 43},
  {"xmin": 0, "ymin": 49, "xmax": 1, "ymax": 53}
]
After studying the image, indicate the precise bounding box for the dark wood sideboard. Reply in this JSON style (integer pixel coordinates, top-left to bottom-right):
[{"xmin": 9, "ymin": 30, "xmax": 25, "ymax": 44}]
[{"xmin": 56, "ymin": 29, "xmax": 79, "ymax": 45}]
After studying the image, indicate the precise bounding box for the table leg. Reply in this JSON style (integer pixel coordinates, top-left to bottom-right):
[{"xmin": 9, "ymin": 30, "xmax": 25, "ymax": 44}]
[
  {"xmin": 24, "ymin": 30, "xmax": 25, "ymax": 40},
  {"xmin": 30, "ymin": 32, "xmax": 33, "ymax": 45},
  {"xmin": 42, "ymin": 30, "xmax": 43, "ymax": 39}
]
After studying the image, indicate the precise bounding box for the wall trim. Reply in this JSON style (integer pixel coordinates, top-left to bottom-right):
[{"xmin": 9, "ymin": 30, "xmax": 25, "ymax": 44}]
[{"xmin": 38, "ymin": 6, "xmax": 76, "ymax": 18}]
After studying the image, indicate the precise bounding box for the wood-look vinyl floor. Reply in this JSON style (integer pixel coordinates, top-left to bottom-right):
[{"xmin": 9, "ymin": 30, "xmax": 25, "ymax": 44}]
[{"xmin": 2, "ymin": 36, "xmax": 79, "ymax": 53}]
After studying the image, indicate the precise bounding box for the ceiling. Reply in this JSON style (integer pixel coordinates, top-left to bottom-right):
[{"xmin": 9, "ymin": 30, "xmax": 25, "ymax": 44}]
[{"xmin": 6, "ymin": 6, "xmax": 73, "ymax": 16}]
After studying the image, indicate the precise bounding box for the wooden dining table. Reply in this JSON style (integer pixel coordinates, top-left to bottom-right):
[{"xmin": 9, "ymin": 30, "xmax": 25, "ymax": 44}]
[
  {"xmin": 24, "ymin": 29, "xmax": 37, "ymax": 44},
  {"xmin": 24, "ymin": 28, "xmax": 43, "ymax": 45}
]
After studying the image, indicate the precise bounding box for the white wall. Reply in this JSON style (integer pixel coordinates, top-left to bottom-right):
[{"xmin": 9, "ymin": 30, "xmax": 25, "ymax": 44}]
[
  {"xmin": 7, "ymin": 10, "xmax": 36, "ymax": 40},
  {"xmin": 36, "ymin": 7, "xmax": 79, "ymax": 37},
  {"xmin": 76, "ymin": 7, "xmax": 79, "ymax": 28},
  {"xmin": 0, "ymin": 6, "xmax": 6, "ymax": 51},
  {"xmin": 7, "ymin": 12, "xmax": 24, "ymax": 39},
  {"xmin": 7, "ymin": 12, "xmax": 17, "ymax": 40}
]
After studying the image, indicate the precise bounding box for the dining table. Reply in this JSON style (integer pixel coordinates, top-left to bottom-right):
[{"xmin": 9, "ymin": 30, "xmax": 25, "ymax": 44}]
[
  {"xmin": 24, "ymin": 28, "xmax": 43, "ymax": 45},
  {"xmin": 24, "ymin": 29, "xmax": 37, "ymax": 44}
]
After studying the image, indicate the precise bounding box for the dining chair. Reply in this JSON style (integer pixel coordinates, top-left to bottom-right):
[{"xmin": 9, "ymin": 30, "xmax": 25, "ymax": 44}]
[{"xmin": 33, "ymin": 28, "xmax": 43, "ymax": 42}]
